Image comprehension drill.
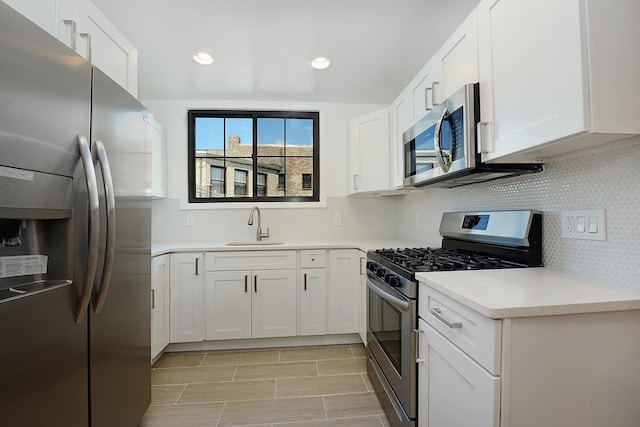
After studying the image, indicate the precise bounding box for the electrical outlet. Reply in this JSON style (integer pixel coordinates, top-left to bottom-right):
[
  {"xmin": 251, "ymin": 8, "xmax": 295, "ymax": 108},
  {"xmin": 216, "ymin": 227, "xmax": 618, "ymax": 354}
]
[
  {"xmin": 333, "ymin": 214, "xmax": 342, "ymax": 226},
  {"xmin": 186, "ymin": 214, "xmax": 195, "ymax": 226},
  {"xmin": 416, "ymin": 212, "xmax": 421, "ymax": 227},
  {"xmin": 561, "ymin": 209, "xmax": 606, "ymax": 240}
]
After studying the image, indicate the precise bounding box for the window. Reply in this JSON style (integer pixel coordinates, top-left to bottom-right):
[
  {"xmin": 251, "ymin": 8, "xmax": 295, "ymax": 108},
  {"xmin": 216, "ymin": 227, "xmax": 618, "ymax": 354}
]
[
  {"xmin": 210, "ymin": 166, "xmax": 225, "ymax": 196},
  {"xmin": 234, "ymin": 170, "xmax": 248, "ymax": 196},
  {"xmin": 302, "ymin": 173, "xmax": 312, "ymax": 190},
  {"xmin": 188, "ymin": 110, "xmax": 319, "ymax": 203},
  {"xmin": 257, "ymin": 173, "xmax": 267, "ymax": 196}
]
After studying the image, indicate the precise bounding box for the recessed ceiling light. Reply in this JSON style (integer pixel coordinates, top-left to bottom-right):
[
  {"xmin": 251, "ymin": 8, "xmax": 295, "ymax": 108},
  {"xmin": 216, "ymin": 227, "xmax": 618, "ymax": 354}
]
[
  {"xmin": 193, "ymin": 51, "xmax": 214, "ymax": 65},
  {"xmin": 310, "ymin": 56, "xmax": 331, "ymax": 70}
]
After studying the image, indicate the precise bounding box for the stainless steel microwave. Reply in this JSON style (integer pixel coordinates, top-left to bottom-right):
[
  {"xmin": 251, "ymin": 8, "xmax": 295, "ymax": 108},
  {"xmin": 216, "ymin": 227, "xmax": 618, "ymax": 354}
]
[{"xmin": 403, "ymin": 83, "xmax": 542, "ymax": 188}]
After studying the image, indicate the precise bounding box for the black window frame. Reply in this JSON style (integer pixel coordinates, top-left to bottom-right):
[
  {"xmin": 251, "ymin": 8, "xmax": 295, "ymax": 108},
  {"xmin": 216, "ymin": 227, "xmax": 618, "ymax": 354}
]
[{"xmin": 188, "ymin": 110, "xmax": 320, "ymax": 203}]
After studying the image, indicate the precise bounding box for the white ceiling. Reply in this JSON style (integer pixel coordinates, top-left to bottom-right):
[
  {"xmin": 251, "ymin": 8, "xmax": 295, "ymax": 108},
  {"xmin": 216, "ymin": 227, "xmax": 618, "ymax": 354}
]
[{"xmin": 92, "ymin": 0, "xmax": 480, "ymax": 104}]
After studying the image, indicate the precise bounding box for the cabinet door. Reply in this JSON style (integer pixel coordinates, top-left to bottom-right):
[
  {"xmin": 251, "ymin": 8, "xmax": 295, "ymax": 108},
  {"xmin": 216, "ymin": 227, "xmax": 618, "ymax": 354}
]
[
  {"xmin": 409, "ymin": 59, "xmax": 436, "ymax": 121},
  {"xmin": 251, "ymin": 269, "xmax": 297, "ymax": 338},
  {"xmin": 477, "ymin": 0, "xmax": 587, "ymax": 161},
  {"xmin": 169, "ymin": 253, "xmax": 204, "ymax": 343},
  {"xmin": 205, "ymin": 270, "xmax": 252, "ymax": 340},
  {"xmin": 391, "ymin": 89, "xmax": 412, "ymax": 189},
  {"xmin": 348, "ymin": 108, "xmax": 390, "ymax": 194},
  {"xmin": 151, "ymin": 255, "xmax": 170, "ymax": 359},
  {"xmin": 432, "ymin": 9, "xmax": 478, "ymax": 103},
  {"xmin": 2, "ymin": 0, "xmax": 77, "ymax": 49},
  {"xmin": 328, "ymin": 249, "xmax": 360, "ymax": 334},
  {"xmin": 417, "ymin": 319, "xmax": 500, "ymax": 427},
  {"xmin": 76, "ymin": 0, "xmax": 138, "ymax": 97},
  {"xmin": 358, "ymin": 252, "xmax": 367, "ymax": 345},
  {"xmin": 151, "ymin": 119, "xmax": 167, "ymax": 199},
  {"xmin": 300, "ymin": 268, "xmax": 327, "ymax": 336}
]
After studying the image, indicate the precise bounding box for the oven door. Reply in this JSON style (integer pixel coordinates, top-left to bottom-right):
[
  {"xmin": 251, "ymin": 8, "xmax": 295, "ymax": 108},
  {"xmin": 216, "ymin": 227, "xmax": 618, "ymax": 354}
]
[{"xmin": 367, "ymin": 272, "xmax": 417, "ymax": 420}]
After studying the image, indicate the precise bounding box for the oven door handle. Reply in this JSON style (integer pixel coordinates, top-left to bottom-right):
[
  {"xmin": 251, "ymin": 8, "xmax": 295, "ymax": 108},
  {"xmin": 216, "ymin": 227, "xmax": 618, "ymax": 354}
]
[{"xmin": 367, "ymin": 274, "xmax": 410, "ymax": 312}]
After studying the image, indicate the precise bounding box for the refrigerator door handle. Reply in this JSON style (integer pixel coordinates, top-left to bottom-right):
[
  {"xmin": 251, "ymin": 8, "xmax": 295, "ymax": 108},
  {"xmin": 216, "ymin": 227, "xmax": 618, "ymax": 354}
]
[
  {"xmin": 93, "ymin": 140, "xmax": 116, "ymax": 315},
  {"xmin": 75, "ymin": 135, "xmax": 100, "ymax": 324}
]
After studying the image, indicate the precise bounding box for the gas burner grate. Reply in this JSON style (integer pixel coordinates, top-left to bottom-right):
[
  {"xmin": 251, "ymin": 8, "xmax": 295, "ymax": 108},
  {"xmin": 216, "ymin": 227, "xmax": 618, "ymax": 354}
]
[{"xmin": 374, "ymin": 247, "xmax": 527, "ymax": 272}]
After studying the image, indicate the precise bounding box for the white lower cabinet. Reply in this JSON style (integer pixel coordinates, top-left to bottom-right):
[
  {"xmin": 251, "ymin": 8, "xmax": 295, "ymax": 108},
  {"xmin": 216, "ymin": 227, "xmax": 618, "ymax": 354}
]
[
  {"xmin": 358, "ymin": 251, "xmax": 367, "ymax": 344},
  {"xmin": 417, "ymin": 318, "xmax": 500, "ymax": 427},
  {"xmin": 419, "ymin": 283, "xmax": 640, "ymax": 426},
  {"xmin": 328, "ymin": 249, "xmax": 360, "ymax": 334},
  {"xmin": 151, "ymin": 254, "xmax": 170, "ymax": 359},
  {"xmin": 300, "ymin": 267, "xmax": 327, "ymax": 336},
  {"xmin": 251, "ymin": 269, "xmax": 297, "ymax": 338},
  {"xmin": 204, "ymin": 251, "xmax": 297, "ymax": 340},
  {"xmin": 204, "ymin": 270, "xmax": 252, "ymax": 340},
  {"xmin": 169, "ymin": 253, "xmax": 204, "ymax": 343},
  {"xmin": 167, "ymin": 249, "xmax": 364, "ymax": 345}
]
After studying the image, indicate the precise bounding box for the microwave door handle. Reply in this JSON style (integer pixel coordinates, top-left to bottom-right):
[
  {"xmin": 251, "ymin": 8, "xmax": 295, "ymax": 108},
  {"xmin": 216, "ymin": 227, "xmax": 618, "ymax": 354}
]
[
  {"xmin": 92, "ymin": 140, "xmax": 116, "ymax": 315},
  {"xmin": 75, "ymin": 135, "xmax": 99, "ymax": 324},
  {"xmin": 433, "ymin": 107, "xmax": 451, "ymax": 173}
]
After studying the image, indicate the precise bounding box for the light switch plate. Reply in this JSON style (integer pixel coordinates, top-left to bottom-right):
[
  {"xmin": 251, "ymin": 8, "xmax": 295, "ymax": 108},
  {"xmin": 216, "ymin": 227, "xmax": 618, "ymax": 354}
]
[{"xmin": 561, "ymin": 209, "xmax": 606, "ymax": 240}]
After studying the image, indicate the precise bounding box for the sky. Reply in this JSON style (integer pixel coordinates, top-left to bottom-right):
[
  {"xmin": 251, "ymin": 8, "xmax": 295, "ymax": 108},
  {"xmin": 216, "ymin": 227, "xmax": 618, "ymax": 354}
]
[{"xmin": 196, "ymin": 117, "xmax": 313, "ymax": 150}]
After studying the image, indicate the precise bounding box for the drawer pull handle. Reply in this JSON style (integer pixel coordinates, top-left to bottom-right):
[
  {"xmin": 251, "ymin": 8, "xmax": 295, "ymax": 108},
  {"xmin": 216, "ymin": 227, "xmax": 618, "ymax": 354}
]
[
  {"xmin": 244, "ymin": 275, "xmax": 248, "ymax": 293},
  {"xmin": 431, "ymin": 308, "xmax": 462, "ymax": 329},
  {"xmin": 304, "ymin": 273, "xmax": 307, "ymax": 291}
]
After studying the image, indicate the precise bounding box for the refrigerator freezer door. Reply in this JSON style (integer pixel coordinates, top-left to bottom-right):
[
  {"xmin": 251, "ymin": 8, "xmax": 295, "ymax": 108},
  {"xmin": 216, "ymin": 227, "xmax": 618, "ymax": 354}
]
[
  {"xmin": 0, "ymin": 4, "xmax": 92, "ymax": 427},
  {"xmin": 89, "ymin": 68, "xmax": 152, "ymax": 427},
  {"xmin": 0, "ymin": 285, "xmax": 88, "ymax": 427}
]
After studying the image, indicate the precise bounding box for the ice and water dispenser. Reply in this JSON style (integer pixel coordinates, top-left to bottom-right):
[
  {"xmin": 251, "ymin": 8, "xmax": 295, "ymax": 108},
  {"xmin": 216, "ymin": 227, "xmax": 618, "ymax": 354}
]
[{"xmin": 0, "ymin": 166, "xmax": 73, "ymax": 302}]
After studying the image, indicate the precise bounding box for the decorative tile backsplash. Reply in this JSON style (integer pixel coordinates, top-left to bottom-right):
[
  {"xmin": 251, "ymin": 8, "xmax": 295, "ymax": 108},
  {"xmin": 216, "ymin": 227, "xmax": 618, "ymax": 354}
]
[{"xmin": 399, "ymin": 138, "xmax": 640, "ymax": 288}]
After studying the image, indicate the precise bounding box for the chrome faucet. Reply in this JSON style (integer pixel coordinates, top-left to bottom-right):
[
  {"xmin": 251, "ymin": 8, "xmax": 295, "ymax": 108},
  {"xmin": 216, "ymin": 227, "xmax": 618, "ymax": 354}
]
[{"xmin": 248, "ymin": 206, "xmax": 270, "ymax": 241}]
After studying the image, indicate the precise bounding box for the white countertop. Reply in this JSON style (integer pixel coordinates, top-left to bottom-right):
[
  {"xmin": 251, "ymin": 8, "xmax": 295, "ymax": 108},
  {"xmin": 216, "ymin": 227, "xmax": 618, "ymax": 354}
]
[
  {"xmin": 416, "ymin": 268, "xmax": 640, "ymax": 319},
  {"xmin": 152, "ymin": 239, "xmax": 431, "ymax": 257}
]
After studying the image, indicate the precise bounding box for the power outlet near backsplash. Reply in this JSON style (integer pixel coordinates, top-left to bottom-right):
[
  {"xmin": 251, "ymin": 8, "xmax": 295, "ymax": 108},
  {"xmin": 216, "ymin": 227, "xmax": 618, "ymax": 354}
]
[{"xmin": 561, "ymin": 209, "xmax": 606, "ymax": 241}]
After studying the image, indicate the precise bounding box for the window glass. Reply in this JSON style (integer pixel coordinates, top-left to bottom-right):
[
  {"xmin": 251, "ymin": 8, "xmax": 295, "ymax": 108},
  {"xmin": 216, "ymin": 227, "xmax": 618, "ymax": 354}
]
[{"xmin": 188, "ymin": 110, "xmax": 319, "ymax": 203}]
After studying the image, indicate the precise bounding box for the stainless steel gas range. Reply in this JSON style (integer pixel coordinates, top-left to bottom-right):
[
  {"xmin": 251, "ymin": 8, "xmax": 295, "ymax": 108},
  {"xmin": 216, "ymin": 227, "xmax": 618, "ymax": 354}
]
[{"xmin": 366, "ymin": 210, "xmax": 542, "ymax": 427}]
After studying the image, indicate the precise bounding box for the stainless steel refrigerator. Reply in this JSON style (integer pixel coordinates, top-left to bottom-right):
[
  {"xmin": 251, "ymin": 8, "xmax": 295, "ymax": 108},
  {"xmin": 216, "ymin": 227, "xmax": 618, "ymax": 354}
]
[{"xmin": 0, "ymin": 3, "xmax": 151, "ymax": 426}]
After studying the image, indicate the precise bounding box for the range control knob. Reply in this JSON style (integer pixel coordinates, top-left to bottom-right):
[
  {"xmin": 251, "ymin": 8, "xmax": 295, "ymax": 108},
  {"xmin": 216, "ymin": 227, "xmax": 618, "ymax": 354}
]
[
  {"xmin": 388, "ymin": 276, "xmax": 401, "ymax": 288},
  {"xmin": 376, "ymin": 267, "xmax": 385, "ymax": 278},
  {"xmin": 366, "ymin": 261, "xmax": 376, "ymax": 272}
]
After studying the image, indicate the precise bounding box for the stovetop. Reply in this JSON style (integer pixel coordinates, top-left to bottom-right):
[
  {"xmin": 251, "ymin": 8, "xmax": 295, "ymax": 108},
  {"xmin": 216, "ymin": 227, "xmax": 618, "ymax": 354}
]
[{"xmin": 371, "ymin": 247, "xmax": 528, "ymax": 273}]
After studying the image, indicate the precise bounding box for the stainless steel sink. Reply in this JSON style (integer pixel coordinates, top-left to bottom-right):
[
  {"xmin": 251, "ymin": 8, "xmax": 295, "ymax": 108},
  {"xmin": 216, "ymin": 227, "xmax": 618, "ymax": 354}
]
[{"xmin": 226, "ymin": 241, "xmax": 285, "ymax": 246}]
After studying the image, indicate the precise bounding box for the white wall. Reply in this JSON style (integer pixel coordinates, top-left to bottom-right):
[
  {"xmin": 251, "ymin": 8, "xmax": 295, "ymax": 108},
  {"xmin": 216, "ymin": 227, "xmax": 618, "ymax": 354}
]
[
  {"xmin": 398, "ymin": 138, "xmax": 640, "ymax": 288},
  {"xmin": 144, "ymin": 99, "xmax": 400, "ymax": 243}
]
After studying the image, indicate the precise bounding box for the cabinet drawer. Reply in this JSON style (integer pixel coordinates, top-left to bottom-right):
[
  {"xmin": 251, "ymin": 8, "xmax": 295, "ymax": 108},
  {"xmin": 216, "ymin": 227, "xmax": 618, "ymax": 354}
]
[
  {"xmin": 419, "ymin": 285, "xmax": 501, "ymax": 375},
  {"xmin": 206, "ymin": 251, "xmax": 296, "ymax": 271},
  {"xmin": 300, "ymin": 249, "xmax": 327, "ymax": 268}
]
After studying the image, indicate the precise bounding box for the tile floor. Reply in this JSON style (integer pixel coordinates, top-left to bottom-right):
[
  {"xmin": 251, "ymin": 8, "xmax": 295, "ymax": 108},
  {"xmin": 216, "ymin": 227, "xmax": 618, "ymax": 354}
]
[{"xmin": 141, "ymin": 344, "xmax": 390, "ymax": 427}]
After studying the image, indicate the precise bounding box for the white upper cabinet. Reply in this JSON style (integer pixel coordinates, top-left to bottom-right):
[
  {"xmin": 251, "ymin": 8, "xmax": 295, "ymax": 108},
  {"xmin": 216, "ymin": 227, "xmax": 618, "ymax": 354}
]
[
  {"xmin": 151, "ymin": 119, "xmax": 167, "ymax": 199},
  {"xmin": 408, "ymin": 59, "xmax": 436, "ymax": 122},
  {"xmin": 76, "ymin": 0, "xmax": 138, "ymax": 97},
  {"xmin": 432, "ymin": 9, "xmax": 479, "ymax": 103},
  {"xmin": 3, "ymin": 0, "xmax": 77, "ymax": 48},
  {"xmin": 477, "ymin": 0, "xmax": 640, "ymax": 162},
  {"xmin": 390, "ymin": 89, "xmax": 412, "ymax": 189},
  {"xmin": 347, "ymin": 108, "xmax": 391, "ymax": 195},
  {"xmin": 3, "ymin": 0, "xmax": 138, "ymax": 97}
]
